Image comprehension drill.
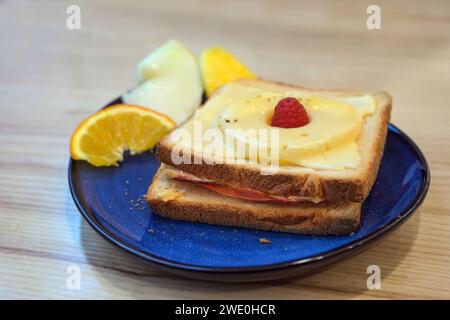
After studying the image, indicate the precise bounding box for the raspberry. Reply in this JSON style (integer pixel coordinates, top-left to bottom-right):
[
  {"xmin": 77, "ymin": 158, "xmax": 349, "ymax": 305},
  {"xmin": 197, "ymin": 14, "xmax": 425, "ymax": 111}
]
[{"xmin": 271, "ymin": 97, "xmax": 310, "ymax": 128}]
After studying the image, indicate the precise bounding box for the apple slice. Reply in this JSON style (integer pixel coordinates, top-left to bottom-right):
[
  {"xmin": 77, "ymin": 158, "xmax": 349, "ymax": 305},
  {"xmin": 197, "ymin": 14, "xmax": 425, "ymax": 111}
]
[{"xmin": 122, "ymin": 40, "xmax": 203, "ymax": 125}]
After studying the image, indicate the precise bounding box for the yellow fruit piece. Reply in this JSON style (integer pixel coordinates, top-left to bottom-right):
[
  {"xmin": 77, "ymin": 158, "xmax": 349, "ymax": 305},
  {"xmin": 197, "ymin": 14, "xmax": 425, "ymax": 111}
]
[
  {"xmin": 200, "ymin": 47, "xmax": 256, "ymax": 97},
  {"xmin": 70, "ymin": 104, "xmax": 176, "ymax": 166}
]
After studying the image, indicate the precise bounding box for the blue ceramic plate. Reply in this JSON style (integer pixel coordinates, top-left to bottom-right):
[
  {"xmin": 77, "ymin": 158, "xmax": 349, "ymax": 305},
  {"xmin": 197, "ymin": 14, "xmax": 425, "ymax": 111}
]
[{"xmin": 69, "ymin": 103, "xmax": 429, "ymax": 282}]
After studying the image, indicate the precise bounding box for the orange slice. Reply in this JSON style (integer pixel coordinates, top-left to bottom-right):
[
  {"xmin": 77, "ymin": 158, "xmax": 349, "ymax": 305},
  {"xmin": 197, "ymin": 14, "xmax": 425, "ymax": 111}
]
[
  {"xmin": 70, "ymin": 104, "xmax": 176, "ymax": 166},
  {"xmin": 200, "ymin": 47, "xmax": 256, "ymax": 97}
]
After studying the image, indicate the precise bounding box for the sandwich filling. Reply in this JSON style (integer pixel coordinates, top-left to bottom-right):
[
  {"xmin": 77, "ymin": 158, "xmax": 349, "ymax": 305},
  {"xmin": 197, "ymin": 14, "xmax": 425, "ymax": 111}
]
[{"xmin": 165, "ymin": 166, "xmax": 323, "ymax": 203}]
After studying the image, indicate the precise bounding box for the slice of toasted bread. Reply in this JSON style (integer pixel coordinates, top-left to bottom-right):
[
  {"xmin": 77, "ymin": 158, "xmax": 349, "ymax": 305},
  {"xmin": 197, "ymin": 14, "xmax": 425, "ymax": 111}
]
[
  {"xmin": 157, "ymin": 79, "xmax": 391, "ymax": 203},
  {"xmin": 147, "ymin": 166, "xmax": 362, "ymax": 235}
]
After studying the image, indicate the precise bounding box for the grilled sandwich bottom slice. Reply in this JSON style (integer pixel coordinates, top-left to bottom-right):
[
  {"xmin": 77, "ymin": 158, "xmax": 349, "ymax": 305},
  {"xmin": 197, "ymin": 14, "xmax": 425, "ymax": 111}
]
[{"xmin": 147, "ymin": 166, "xmax": 361, "ymax": 235}]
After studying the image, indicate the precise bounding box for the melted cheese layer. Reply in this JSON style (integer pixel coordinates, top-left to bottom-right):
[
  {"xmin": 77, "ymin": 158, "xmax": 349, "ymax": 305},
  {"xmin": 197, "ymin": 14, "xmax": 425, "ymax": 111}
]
[{"xmin": 177, "ymin": 83, "xmax": 376, "ymax": 170}]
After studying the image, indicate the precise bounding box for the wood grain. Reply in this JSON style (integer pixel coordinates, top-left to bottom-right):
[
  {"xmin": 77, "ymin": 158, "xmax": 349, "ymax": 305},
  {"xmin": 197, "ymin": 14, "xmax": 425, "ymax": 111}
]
[{"xmin": 0, "ymin": 0, "xmax": 449, "ymax": 299}]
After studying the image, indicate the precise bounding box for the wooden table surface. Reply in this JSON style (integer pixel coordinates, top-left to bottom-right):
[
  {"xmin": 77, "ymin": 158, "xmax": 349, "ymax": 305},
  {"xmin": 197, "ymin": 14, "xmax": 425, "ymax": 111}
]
[{"xmin": 1, "ymin": 0, "xmax": 449, "ymax": 299}]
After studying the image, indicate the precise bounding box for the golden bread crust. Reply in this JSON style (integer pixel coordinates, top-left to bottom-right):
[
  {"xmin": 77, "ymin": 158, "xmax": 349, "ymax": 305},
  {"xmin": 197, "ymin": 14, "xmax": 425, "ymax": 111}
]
[{"xmin": 147, "ymin": 167, "xmax": 361, "ymax": 235}]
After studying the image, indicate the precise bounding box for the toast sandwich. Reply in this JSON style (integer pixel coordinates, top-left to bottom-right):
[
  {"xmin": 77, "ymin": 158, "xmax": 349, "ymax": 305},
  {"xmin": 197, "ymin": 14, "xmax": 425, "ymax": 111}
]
[{"xmin": 147, "ymin": 79, "xmax": 392, "ymax": 235}]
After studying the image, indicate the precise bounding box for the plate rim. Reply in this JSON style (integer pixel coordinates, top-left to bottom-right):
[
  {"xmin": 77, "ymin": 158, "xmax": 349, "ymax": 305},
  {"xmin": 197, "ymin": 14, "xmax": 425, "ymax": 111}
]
[{"xmin": 68, "ymin": 123, "xmax": 430, "ymax": 275}]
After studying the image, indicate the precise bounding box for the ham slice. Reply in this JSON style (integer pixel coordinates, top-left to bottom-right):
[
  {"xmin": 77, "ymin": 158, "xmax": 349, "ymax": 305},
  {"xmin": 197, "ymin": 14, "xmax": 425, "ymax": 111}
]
[
  {"xmin": 194, "ymin": 182, "xmax": 291, "ymax": 202},
  {"xmin": 167, "ymin": 167, "xmax": 322, "ymax": 203}
]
